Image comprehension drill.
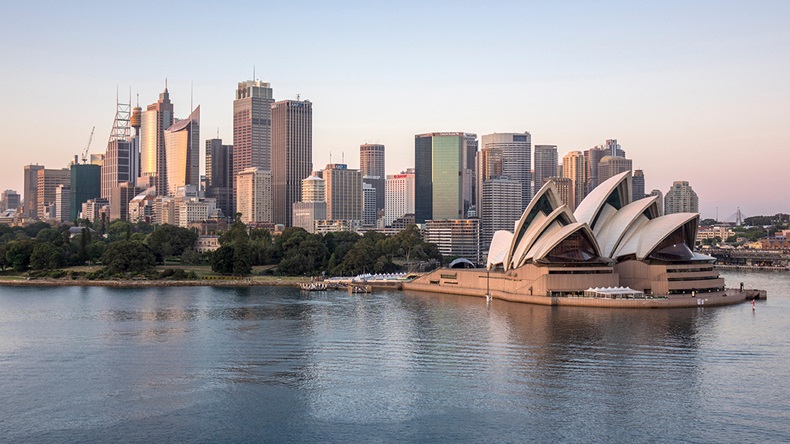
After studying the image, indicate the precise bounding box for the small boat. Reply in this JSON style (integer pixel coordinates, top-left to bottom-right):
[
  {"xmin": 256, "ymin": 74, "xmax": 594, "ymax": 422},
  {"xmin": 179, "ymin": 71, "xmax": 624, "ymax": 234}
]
[
  {"xmin": 300, "ymin": 282, "xmax": 327, "ymax": 291},
  {"xmin": 348, "ymin": 285, "xmax": 372, "ymax": 294}
]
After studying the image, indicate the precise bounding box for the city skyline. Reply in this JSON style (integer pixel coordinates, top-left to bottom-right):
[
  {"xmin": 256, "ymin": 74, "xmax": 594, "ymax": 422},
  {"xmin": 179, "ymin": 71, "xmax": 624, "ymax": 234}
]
[{"xmin": 0, "ymin": 2, "xmax": 788, "ymax": 219}]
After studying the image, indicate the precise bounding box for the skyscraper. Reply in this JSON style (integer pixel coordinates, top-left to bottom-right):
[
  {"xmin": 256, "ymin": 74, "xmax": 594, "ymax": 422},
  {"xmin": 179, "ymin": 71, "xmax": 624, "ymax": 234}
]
[
  {"xmin": 140, "ymin": 85, "xmax": 174, "ymax": 195},
  {"xmin": 533, "ymin": 145, "xmax": 558, "ymax": 192},
  {"xmin": 235, "ymin": 167, "xmax": 273, "ymax": 224},
  {"xmin": 605, "ymin": 139, "xmax": 626, "ymax": 157},
  {"xmin": 55, "ymin": 184, "xmax": 71, "ymax": 222},
  {"xmin": 292, "ymin": 172, "xmax": 326, "ymax": 233},
  {"xmin": 385, "ymin": 169, "xmax": 415, "ymax": 227},
  {"xmin": 562, "ymin": 151, "xmax": 586, "ymax": 211},
  {"xmin": 360, "ymin": 144, "xmax": 385, "ymax": 215},
  {"xmin": 70, "ymin": 163, "xmax": 101, "ymax": 221},
  {"xmin": 481, "ymin": 177, "xmax": 522, "ymax": 253},
  {"xmin": 164, "ymin": 105, "xmax": 200, "ymax": 196},
  {"xmin": 205, "ymin": 138, "xmax": 233, "ymax": 217},
  {"xmin": 665, "ymin": 181, "xmax": 699, "ymax": 214},
  {"xmin": 584, "ymin": 146, "xmax": 607, "ymax": 195},
  {"xmin": 324, "ymin": 163, "xmax": 362, "ymax": 222},
  {"xmin": 1, "ymin": 190, "xmax": 20, "ymax": 211},
  {"xmin": 233, "ymin": 80, "xmax": 274, "ymax": 173},
  {"xmin": 37, "ymin": 168, "xmax": 70, "ymax": 220},
  {"xmin": 414, "ymin": 132, "xmax": 475, "ymax": 223},
  {"xmin": 271, "ymin": 99, "xmax": 312, "ymax": 226},
  {"xmin": 632, "ymin": 170, "xmax": 646, "ymax": 202},
  {"xmin": 544, "ymin": 176, "xmax": 574, "ymax": 209},
  {"xmin": 480, "ymin": 132, "xmax": 532, "ymax": 210},
  {"xmin": 101, "ymin": 95, "xmax": 139, "ymax": 199},
  {"xmin": 23, "ymin": 164, "xmax": 44, "ymax": 218}
]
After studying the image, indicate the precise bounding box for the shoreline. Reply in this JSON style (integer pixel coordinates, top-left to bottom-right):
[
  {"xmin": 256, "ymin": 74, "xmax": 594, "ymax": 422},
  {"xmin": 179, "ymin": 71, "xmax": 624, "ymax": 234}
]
[{"xmin": 0, "ymin": 277, "xmax": 308, "ymax": 288}]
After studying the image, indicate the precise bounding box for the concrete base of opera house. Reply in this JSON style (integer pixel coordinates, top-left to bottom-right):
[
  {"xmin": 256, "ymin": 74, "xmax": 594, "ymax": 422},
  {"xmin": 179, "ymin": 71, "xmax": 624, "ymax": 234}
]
[{"xmin": 402, "ymin": 268, "xmax": 765, "ymax": 309}]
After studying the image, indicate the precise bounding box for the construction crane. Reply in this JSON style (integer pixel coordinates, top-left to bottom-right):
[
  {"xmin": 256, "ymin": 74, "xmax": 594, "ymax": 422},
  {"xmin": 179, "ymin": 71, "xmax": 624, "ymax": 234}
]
[{"xmin": 82, "ymin": 126, "xmax": 95, "ymax": 164}]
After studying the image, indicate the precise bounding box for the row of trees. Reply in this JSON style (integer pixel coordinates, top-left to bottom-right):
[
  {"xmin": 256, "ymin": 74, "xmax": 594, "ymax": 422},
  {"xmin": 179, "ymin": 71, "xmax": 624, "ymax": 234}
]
[{"xmin": 0, "ymin": 217, "xmax": 442, "ymax": 278}]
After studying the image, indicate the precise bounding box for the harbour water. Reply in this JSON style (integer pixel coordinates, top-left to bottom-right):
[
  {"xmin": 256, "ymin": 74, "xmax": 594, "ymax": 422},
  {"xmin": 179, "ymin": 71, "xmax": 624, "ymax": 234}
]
[{"xmin": 0, "ymin": 270, "xmax": 788, "ymax": 443}]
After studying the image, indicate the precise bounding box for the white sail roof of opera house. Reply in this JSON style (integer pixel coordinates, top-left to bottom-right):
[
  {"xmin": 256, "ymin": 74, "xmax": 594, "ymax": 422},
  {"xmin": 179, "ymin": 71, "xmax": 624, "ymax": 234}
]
[
  {"xmin": 574, "ymin": 171, "xmax": 632, "ymax": 234},
  {"xmin": 612, "ymin": 212, "xmax": 701, "ymax": 261},
  {"xmin": 486, "ymin": 168, "xmax": 712, "ymax": 270},
  {"xmin": 594, "ymin": 195, "xmax": 661, "ymax": 258}
]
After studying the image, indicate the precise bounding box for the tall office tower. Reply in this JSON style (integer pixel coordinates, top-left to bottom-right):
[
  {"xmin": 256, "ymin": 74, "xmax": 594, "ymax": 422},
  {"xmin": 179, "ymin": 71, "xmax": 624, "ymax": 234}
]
[
  {"xmin": 480, "ymin": 133, "xmax": 532, "ymax": 210},
  {"xmin": 632, "ymin": 170, "xmax": 646, "ymax": 202},
  {"xmin": 543, "ymin": 176, "xmax": 574, "ymax": 210},
  {"xmin": 101, "ymin": 95, "xmax": 139, "ymax": 199},
  {"xmin": 140, "ymin": 85, "xmax": 174, "ymax": 195},
  {"xmin": 55, "ymin": 184, "xmax": 71, "ymax": 222},
  {"xmin": 70, "ymin": 163, "xmax": 101, "ymax": 221},
  {"xmin": 557, "ymin": 163, "xmax": 563, "ymax": 178},
  {"xmin": 324, "ymin": 164, "xmax": 362, "ymax": 222},
  {"xmin": 205, "ymin": 138, "xmax": 234, "ymax": 217},
  {"xmin": 233, "ymin": 80, "xmax": 274, "ymax": 174},
  {"xmin": 1, "ymin": 190, "xmax": 20, "ymax": 211},
  {"xmin": 235, "ymin": 167, "xmax": 273, "ymax": 224},
  {"xmin": 534, "ymin": 145, "xmax": 558, "ymax": 191},
  {"xmin": 37, "ymin": 169, "xmax": 71, "ymax": 220},
  {"xmin": 475, "ymin": 146, "xmax": 502, "ymax": 216},
  {"xmin": 360, "ymin": 143, "xmax": 385, "ymax": 214},
  {"xmin": 597, "ymin": 156, "xmax": 632, "ymax": 184},
  {"xmin": 583, "ymin": 146, "xmax": 607, "ymax": 195},
  {"xmin": 605, "ymin": 139, "xmax": 625, "ymax": 157},
  {"xmin": 664, "ymin": 181, "xmax": 699, "ymax": 215},
  {"xmin": 292, "ymin": 173, "xmax": 327, "ymax": 233},
  {"xmin": 481, "ymin": 177, "xmax": 522, "ymax": 253},
  {"xmin": 110, "ymin": 182, "xmax": 138, "ymax": 221},
  {"xmin": 385, "ymin": 169, "xmax": 415, "ymax": 227},
  {"xmin": 23, "ymin": 164, "xmax": 44, "ymax": 218},
  {"xmin": 650, "ymin": 189, "xmax": 664, "ymax": 215},
  {"xmin": 562, "ymin": 151, "xmax": 586, "ymax": 211},
  {"xmin": 463, "ymin": 134, "xmax": 478, "ymax": 217},
  {"xmin": 271, "ymin": 99, "xmax": 312, "ymax": 226},
  {"xmin": 362, "ymin": 182, "xmax": 377, "ymax": 226},
  {"xmin": 164, "ymin": 106, "xmax": 200, "ymax": 196},
  {"xmin": 414, "ymin": 132, "xmax": 475, "ymax": 223}
]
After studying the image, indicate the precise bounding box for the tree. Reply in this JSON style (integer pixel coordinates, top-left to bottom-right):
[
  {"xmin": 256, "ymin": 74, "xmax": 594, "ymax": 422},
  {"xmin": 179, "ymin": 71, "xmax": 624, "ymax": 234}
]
[
  {"xmin": 101, "ymin": 240, "xmax": 157, "ymax": 274},
  {"xmin": 107, "ymin": 220, "xmax": 134, "ymax": 242},
  {"xmin": 181, "ymin": 248, "xmax": 203, "ymax": 265},
  {"xmin": 5, "ymin": 240, "xmax": 35, "ymax": 272},
  {"xmin": 210, "ymin": 245, "xmax": 234, "ymax": 274},
  {"xmin": 395, "ymin": 225, "xmax": 423, "ymax": 263},
  {"xmin": 146, "ymin": 224, "xmax": 199, "ymax": 261},
  {"xmin": 232, "ymin": 242, "xmax": 252, "ymax": 275},
  {"xmin": 30, "ymin": 243, "xmax": 64, "ymax": 270}
]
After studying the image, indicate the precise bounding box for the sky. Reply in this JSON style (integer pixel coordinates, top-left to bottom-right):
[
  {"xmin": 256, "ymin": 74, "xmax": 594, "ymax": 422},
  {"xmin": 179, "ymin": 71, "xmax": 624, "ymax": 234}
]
[{"xmin": 0, "ymin": 1, "xmax": 788, "ymax": 220}]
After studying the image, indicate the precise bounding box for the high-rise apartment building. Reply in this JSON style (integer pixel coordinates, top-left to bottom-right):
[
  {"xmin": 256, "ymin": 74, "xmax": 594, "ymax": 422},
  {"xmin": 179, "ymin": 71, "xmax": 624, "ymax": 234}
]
[
  {"xmin": 481, "ymin": 177, "xmax": 522, "ymax": 253},
  {"xmin": 235, "ymin": 167, "xmax": 273, "ymax": 224},
  {"xmin": 164, "ymin": 106, "xmax": 200, "ymax": 196},
  {"xmin": 597, "ymin": 156, "xmax": 632, "ymax": 184},
  {"xmin": 534, "ymin": 145, "xmax": 558, "ymax": 192},
  {"xmin": 562, "ymin": 151, "xmax": 586, "ymax": 211},
  {"xmin": 385, "ymin": 169, "xmax": 415, "ymax": 227},
  {"xmin": 205, "ymin": 138, "xmax": 234, "ymax": 217},
  {"xmin": 70, "ymin": 163, "xmax": 101, "ymax": 221},
  {"xmin": 664, "ymin": 181, "xmax": 699, "ymax": 215},
  {"xmin": 362, "ymin": 182, "xmax": 377, "ymax": 226},
  {"xmin": 324, "ymin": 164, "xmax": 362, "ymax": 222},
  {"xmin": 424, "ymin": 219, "xmax": 481, "ymax": 263},
  {"xmin": 632, "ymin": 170, "xmax": 646, "ymax": 202},
  {"xmin": 360, "ymin": 144, "xmax": 385, "ymax": 215},
  {"xmin": 233, "ymin": 80, "xmax": 274, "ymax": 174},
  {"xmin": 23, "ymin": 164, "xmax": 44, "ymax": 218},
  {"xmin": 414, "ymin": 132, "xmax": 476, "ymax": 223},
  {"xmin": 37, "ymin": 168, "xmax": 70, "ymax": 220},
  {"xmin": 140, "ymin": 85, "xmax": 174, "ymax": 195},
  {"xmin": 271, "ymin": 99, "xmax": 312, "ymax": 226},
  {"xmin": 480, "ymin": 132, "xmax": 532, "ymax": 210}
]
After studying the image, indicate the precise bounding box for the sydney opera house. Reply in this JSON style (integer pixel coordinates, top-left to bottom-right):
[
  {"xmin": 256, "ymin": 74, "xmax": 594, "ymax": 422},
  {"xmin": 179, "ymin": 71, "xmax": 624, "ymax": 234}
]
[{"xmin": 405, "ymin": 171, "xmax": 755, "ymax": 307}]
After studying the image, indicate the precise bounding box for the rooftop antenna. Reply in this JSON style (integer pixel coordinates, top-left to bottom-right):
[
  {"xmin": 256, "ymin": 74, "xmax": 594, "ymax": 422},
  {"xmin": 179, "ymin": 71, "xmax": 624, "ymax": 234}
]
[
  {"xmin": 253, "ymin": 65, "xmax": 256, "ymax": 81},
  {"xmin": 165, "ymin": 77, "xmax": 168, "ymax": 90},
  {"xmin": 217, "ymin": 127, "xmax": 220, "ymax": 139},
  {"xmin": 190, "ymin": 80, "xmax": 194, "ymax": 112},
  {"xmin": 297, "ymin": 93, "xmax": 301, "ymax": 101},
  {"xmin": 342, "ymin": 152, "xmax": 344, "ymax": 164},
  {"xmin": 329, "ymin": 151, "xmax": 332, "ymax": 164}
]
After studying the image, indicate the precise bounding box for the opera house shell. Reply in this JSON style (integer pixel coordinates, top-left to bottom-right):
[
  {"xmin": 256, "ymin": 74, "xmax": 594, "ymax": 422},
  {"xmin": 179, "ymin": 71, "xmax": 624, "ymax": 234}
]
[{"xmin": 404, "ymin": 171, "xmax": 751, "ymax": 307}]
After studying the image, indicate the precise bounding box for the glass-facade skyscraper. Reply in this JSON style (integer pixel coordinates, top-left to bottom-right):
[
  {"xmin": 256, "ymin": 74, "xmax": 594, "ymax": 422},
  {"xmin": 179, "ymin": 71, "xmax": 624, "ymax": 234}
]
[{"xmin": 414, "ymin": 132, "xmax": 475, "ymax": 223}]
